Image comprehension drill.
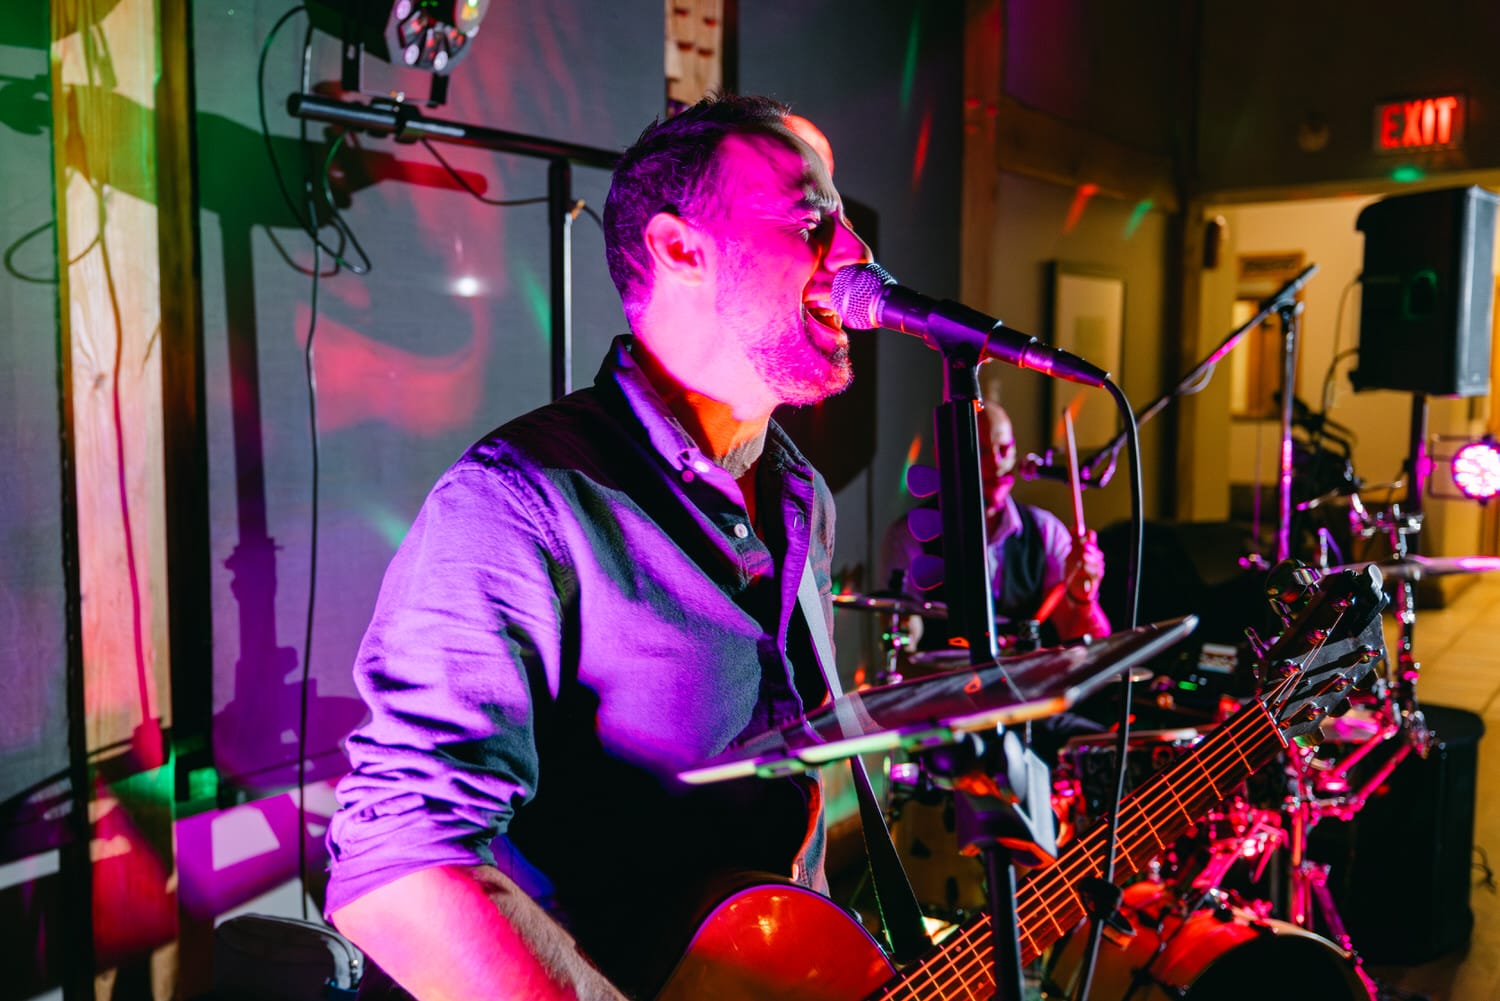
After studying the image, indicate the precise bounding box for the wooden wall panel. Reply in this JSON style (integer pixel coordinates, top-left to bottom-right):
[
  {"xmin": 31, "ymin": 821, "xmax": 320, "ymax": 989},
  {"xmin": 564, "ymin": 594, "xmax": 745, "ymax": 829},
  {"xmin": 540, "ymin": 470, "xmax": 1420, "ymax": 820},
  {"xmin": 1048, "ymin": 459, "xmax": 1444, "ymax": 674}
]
[{"xmin": 52, "ymin": 0, "xmax": 178, "ymax": 993}]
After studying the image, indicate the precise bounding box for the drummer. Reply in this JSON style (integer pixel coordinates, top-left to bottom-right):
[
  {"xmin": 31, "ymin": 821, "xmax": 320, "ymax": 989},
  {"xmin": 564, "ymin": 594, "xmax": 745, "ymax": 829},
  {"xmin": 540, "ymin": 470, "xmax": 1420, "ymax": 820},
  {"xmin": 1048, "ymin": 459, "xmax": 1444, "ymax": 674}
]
[{"xmin": 880, "ymin": 392, "xmax": 1111, "ymax": 651}]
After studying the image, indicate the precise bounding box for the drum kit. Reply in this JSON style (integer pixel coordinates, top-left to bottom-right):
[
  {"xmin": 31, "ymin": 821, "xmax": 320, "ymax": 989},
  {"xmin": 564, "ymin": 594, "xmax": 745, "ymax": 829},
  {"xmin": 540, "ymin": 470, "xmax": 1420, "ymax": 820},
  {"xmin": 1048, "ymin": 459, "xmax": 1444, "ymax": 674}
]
[{"xmin": 799, "ymin": 487, "xmax": 1498, "ymax": 1001}]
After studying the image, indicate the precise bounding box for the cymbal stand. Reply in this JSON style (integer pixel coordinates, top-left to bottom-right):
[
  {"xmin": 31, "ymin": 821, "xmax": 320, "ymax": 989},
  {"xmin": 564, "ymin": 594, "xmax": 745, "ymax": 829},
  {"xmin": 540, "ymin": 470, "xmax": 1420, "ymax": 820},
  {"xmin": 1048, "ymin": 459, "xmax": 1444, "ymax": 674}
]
[
  {"xmin": 1398, "ymin": 394, "xmax": 1433, "ymax": 752},
  {"xmin": 1280, "ymin": 734, "xmax": 1407, "ymax": 1000},
  {"xmin": 876, "ymin": 612, "xmax": 913, "ymax": 687},
  {"xmin": 1352, "ymin": 494, "xmax": 1430, "ymax": 753}
]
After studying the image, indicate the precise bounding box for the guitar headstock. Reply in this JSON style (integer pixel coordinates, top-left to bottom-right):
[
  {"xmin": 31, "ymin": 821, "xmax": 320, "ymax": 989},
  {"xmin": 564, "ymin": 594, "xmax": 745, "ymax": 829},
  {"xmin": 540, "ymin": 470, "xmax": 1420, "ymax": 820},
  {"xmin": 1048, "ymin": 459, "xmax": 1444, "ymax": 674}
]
[{"xmin": 1255, "ymin": 562, "xmax": 1390, "ymax": 745}]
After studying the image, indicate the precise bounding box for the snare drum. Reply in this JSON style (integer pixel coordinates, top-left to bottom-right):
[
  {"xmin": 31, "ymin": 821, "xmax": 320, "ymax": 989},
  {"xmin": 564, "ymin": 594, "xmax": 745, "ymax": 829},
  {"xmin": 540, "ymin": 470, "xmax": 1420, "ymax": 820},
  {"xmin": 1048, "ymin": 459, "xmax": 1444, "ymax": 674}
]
[
  {"xmin": 1047, "ymin": 881, "xmax": 1368, "ymax": 1001},
  {"xmin": 1058, "ymin": 728, "xmax": 1206, "ymax": 832}
]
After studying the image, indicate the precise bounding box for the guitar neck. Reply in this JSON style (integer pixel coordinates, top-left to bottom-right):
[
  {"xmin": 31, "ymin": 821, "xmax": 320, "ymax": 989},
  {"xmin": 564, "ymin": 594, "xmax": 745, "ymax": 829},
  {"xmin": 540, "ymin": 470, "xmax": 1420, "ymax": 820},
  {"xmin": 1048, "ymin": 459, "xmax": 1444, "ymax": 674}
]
[{"xmin": 871, "ymin": 700, "xmax": 1287, "ymax": 1000}]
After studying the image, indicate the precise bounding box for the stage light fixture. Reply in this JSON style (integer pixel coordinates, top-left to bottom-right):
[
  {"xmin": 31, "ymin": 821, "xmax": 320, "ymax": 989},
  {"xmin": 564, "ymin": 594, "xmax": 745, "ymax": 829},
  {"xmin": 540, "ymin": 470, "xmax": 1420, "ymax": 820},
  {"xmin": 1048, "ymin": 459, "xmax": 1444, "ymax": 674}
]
[
  {"xmin": 309, "ymin": 0, "xmax": 490, "ymax": 103},
  {"xmin": 1451, "ymin": 437, "xmax": 1500, "ymax": 502}
]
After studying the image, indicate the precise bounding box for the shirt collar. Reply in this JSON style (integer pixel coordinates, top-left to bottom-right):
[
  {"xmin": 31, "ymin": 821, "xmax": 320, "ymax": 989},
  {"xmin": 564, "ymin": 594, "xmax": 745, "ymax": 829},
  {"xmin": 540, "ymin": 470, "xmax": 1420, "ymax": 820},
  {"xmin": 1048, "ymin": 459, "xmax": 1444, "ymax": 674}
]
[
  {"xmin": 990, "ymin": 494, "xmax": 1022, "ymax": 543},
  {"xmin": 598, "ymin": 334, "xmax": 814, "ymax": 483}
]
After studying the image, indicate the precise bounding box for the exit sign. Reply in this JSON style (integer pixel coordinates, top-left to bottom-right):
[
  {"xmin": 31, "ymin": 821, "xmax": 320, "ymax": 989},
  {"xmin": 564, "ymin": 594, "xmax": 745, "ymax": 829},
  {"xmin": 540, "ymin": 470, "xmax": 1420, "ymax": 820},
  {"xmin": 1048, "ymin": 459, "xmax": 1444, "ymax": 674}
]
[{"xmin": 1374, "ymin": 94, "xmax": 1465, "ymax": 152}]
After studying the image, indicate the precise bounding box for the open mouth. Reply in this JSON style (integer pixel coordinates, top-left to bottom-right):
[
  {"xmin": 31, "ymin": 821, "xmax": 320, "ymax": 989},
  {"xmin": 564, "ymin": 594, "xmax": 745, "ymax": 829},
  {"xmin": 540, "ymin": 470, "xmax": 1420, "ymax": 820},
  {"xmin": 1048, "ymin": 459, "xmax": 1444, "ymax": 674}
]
[{"xmin": 804, "ymin": 302, "xmax": 843, "ymax": 332}]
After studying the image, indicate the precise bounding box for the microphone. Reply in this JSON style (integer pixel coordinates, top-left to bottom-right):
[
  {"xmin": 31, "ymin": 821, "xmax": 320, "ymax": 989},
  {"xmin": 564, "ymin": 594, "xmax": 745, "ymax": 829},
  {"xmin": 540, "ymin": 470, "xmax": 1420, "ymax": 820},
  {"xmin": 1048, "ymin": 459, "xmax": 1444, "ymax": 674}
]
[
  {"xmin": 831, "ymin": 263, "xmax": 1110, "ymax": 387},
  {"xmin": 1020, "ymin": 452, "xmax": 1068, "ymax": 482}
]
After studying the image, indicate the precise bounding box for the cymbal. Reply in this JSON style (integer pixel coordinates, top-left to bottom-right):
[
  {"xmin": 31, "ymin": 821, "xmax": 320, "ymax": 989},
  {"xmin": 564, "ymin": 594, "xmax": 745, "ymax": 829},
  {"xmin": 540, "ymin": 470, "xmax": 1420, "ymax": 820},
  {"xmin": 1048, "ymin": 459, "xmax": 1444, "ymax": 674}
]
[
  {"xmin": 1296, "ymin": 481, "xmax": 1405, "ymax": 512},
  {"xmin": 910, "ymin": 646, "xmax": 1153, "ymax": 682},
  {"xmin": 1326, "ymin": 554, "xmax": 1500, "ymax": 582},
  {"xmin": 679, "ymin": 616, "xmax": 1200, "ymax": 785},
  {"xmin": 832, "ymin": 592, "xmax": 949, "ymax": 619}
]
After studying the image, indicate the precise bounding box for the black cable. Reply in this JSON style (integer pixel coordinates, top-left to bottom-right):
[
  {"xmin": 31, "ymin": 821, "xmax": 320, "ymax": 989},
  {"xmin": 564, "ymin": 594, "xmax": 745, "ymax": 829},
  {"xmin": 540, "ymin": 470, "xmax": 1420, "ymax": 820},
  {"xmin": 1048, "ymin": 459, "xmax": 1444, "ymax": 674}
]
[
  {"xmin": 290, "ymin": 22, "xmax": 328, "ymax": 924},
  {"xmin": 257, "ymin": 6, "xmax": 371, "ymax": 274},
  {"xmin": 1309, "ymin": 278, "xmax": 1362, "ymax": 464},
  {"xmin": 1070, "ymin": 376, "xmax": 1143, "ymax": 1001},
  {"xmin": 4, "ymin": 219, "xmax": 101, "ymax": 283},
  {"xmin": 575, "ymin": 201, "xmax": 604, "ymax": 231},
  {"xmin": 419, "ymin": 138, "xmax": 549, "ymax": 206}
]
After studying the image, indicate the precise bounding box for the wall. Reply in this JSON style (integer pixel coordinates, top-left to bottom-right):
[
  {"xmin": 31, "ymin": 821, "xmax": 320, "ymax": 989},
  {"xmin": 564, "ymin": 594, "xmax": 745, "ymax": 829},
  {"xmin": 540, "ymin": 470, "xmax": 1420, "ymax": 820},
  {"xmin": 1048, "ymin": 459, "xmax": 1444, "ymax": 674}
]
[
  {"xmin": 1199, "ymin": 190, "xmax": 1497, "ymax": 567},
  {"xmin": 0, "ymin": 7, "xmax": 74, "ymax": 995},
  {"xmin": 192, "ymin": 3, "xmax": 659, "ymax": 803},
  {"xmin": 985, "ymin": 173, "xmax": 1173, "ymax": 534},
  {"xmin": 1198, "ymin": 1, "xmax": 1500, "ymax": 193}
]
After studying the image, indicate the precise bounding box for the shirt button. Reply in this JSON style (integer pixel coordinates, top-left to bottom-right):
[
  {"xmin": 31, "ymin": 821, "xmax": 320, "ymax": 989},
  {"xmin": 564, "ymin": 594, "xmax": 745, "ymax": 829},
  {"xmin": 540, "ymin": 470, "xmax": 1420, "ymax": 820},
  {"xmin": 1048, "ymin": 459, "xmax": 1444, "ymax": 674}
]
[
  {"xmin": 681, "ymin": 469, "xmax": 695, "ymax": 482},
  {"xmin": 733, "ymin": 523, "xmax": 750, "ymax": 539}
]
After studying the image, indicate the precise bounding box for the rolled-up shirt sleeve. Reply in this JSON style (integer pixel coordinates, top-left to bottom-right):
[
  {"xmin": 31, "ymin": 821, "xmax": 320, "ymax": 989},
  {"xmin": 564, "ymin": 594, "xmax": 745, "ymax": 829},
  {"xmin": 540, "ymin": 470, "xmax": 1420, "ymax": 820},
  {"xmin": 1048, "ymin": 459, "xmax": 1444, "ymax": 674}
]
[{"xmin": 325, "ymin": 459, "xmax": 565, "ymax": 916}]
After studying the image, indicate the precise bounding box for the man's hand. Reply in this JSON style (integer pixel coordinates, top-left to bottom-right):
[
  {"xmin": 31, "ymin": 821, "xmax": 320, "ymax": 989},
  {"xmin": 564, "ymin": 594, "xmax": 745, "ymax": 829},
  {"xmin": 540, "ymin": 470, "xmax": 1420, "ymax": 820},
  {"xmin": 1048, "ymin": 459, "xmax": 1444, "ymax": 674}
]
[{"xmin": 1064, "ymin": 530, "xmax": 1105, "ymax": 602}]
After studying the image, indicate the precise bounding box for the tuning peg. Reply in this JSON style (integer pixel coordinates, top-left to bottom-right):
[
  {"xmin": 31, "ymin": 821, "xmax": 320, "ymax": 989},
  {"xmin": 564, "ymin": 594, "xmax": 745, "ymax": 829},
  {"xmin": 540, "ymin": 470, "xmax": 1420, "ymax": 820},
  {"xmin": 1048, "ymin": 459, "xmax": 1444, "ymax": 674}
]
[
  {"xmin": 906, "ymin": 463, "xmax": 940, "ymax": 499},
  {"xmin": 1244, "ymin": 626, "xmax": 1271, "ymax": 661},
  {"xmin": 1265, "ymin": 559, "xmax": 1320, "ymax": 612}
]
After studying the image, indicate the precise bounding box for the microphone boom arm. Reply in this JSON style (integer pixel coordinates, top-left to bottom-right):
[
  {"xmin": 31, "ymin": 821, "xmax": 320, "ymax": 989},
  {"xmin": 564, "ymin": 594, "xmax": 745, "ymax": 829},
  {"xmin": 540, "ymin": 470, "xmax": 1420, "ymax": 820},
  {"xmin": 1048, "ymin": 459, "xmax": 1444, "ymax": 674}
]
[{"xmin": 1030, "ymin": 264, "xmax": 1319, "ymax": 489}]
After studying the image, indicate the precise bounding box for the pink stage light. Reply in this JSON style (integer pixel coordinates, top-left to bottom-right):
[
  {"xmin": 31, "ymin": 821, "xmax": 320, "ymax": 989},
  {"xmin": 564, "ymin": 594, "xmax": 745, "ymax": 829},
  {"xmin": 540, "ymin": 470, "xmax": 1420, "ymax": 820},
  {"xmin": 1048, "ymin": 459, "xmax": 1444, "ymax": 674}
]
[{"xmin": 1451, "ymin": 438, "xmax": 1500, "ymax": 501}]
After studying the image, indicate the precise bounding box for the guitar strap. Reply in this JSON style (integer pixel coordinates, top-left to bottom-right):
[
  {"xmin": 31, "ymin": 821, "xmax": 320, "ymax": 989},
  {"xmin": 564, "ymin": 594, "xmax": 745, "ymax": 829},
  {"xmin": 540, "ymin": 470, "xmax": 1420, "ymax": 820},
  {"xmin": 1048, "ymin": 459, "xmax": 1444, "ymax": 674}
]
[{"xmin": 797, "ymin": 560, "xmax": 931, "ymax": 964}]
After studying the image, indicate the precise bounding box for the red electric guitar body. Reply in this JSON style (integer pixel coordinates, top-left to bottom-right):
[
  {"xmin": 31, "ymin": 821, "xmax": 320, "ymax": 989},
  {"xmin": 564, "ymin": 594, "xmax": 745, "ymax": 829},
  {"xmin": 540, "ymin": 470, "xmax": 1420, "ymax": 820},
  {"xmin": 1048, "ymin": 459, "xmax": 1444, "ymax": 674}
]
[{"xmin": 655, "ymin": 882, "xmax": 895, "ymax": 1001}]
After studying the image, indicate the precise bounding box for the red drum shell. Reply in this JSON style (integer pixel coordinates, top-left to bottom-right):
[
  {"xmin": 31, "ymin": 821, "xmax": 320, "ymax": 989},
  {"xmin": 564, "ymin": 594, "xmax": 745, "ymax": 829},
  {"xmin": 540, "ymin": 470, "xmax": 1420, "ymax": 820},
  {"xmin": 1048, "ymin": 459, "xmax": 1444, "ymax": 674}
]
[{"xmin": 1047, "ymin": 881, "xmax": 1368, "ymax": 1001}]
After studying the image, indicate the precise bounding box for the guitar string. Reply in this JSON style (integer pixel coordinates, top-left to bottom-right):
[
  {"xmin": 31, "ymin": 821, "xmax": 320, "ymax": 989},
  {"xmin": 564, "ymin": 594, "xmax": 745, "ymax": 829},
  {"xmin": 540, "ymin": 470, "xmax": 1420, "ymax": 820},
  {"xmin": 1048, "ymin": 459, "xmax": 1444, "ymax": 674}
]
[
  {"xmin": 878, "ymin": 707, "xmax": 1285, "ymax": 999},
  {"xmin": 876, "ymin": 628, "xmax": 1359, "ymax": 1001},
  {"xmin": 876, "ymin": 710, "xmax": 1276, "ymax": 999},
  {"xmin": 1016, "ymin": 705, "xmax": 1282, "ymax": 946},
  {"xmin": 1024, "ymin": 635, "xmax": 1342, "ymax": 918}
]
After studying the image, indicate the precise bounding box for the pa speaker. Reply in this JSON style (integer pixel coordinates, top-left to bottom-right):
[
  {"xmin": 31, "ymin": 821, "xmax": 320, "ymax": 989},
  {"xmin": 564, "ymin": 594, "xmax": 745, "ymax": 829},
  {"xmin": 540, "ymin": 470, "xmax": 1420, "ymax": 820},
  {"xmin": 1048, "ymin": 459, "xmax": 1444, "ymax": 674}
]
[
  {"xmin": 1314, "ymin": 703, "xmax": 1484, "ymax": 964},
  {"xmin": 1351, "ymin": 185, "xmax": 1499, "ymax": 397}
]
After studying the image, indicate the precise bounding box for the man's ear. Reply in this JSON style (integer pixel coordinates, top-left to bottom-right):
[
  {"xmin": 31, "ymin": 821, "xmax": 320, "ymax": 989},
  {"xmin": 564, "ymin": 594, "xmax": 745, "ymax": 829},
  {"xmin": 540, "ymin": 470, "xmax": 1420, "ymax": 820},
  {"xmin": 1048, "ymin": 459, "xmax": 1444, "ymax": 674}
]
[{"xmin": 642, "ymin": 211, "xmax": 707, "ymax": 287}]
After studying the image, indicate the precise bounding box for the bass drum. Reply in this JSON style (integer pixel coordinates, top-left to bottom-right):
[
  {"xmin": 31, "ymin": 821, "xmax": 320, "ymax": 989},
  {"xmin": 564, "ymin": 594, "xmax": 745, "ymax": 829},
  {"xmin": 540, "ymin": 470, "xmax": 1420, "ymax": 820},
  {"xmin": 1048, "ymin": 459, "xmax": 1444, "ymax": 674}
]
[
  {"xmin": 1047, "ymin": 881, "xmax": 1369, "ymax": 1001},
  {"xmin": 888, "ymin": 791, "xmax": 986, "ymax": 920}
]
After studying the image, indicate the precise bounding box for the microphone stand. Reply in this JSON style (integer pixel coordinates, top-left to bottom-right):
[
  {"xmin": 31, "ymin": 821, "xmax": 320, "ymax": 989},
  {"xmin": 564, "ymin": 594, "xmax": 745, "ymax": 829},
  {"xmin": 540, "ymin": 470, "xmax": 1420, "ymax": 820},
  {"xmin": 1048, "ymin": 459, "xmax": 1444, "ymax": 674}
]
[
  {"xmin": 1272, "ymin": 296, "xmax": 1306, "ymax": 563},
  {"xmin": 931, "ymin": 352, "xmax": 1032, "ymax": 1001},
  {"xmin": 1029, "ymin": 265, "xmax": 1319, "ymax": 492},
  {"xmin": 285, "ymin": 92, "xmax": 620, "ymax": 402}
]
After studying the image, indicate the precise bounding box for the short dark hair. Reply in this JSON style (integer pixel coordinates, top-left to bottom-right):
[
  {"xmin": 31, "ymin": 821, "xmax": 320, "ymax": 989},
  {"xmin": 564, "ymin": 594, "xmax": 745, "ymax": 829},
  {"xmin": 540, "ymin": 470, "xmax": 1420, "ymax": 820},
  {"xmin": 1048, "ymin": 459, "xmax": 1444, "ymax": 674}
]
[{"xmin": 603, "ymin": 93, "xmax": 791, "ymax": 321}]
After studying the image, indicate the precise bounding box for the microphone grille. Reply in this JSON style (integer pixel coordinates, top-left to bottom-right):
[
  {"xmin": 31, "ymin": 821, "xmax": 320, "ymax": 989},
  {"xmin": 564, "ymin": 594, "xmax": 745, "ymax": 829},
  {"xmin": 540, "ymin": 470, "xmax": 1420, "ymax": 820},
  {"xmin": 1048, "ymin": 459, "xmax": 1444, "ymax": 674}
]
[{"xmin": 831, "ymin": 262, "xmax": 896, "ymax": 330}]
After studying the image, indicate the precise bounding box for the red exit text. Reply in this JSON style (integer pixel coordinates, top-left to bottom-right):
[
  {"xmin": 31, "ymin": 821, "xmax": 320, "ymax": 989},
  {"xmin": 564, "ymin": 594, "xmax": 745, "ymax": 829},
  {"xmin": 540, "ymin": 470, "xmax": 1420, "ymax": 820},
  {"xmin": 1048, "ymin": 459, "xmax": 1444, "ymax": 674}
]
[{"xmin": 1375, "ymin": 95, "xmax": 1465, "ymax": 152}]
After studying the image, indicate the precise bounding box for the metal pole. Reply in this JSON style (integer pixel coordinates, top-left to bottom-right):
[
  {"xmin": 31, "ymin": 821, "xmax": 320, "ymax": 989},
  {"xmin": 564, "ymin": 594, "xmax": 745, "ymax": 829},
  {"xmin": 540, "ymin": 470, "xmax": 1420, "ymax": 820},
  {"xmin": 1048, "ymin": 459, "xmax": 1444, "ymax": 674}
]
[
  {"xmin": 285, "ymin": 94, "xmax": 620, "ymax": 403},
  {"xmin": 1276, "ymin": 301, "xmax": 1305, "ymax": 563},
  {"xmin": 548, "ymin": 158, "xmax": 574, "ymax": 400}
]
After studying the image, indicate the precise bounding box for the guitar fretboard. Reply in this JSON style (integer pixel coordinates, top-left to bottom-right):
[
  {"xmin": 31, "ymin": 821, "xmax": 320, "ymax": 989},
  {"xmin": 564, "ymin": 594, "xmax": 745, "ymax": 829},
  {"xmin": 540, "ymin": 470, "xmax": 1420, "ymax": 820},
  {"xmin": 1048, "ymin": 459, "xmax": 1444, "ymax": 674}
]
[{"xmin": 869, "ymin": 700, "xmax": 1286, "ymax": 1001}]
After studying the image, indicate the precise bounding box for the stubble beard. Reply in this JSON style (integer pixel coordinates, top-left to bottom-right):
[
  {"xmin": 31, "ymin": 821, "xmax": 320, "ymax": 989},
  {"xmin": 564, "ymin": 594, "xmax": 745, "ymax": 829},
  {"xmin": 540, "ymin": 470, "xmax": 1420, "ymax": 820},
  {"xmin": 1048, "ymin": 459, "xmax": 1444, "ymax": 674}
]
[{"xmin": 716, "ymin": 267, "xmax": 853, "ymax": 407}]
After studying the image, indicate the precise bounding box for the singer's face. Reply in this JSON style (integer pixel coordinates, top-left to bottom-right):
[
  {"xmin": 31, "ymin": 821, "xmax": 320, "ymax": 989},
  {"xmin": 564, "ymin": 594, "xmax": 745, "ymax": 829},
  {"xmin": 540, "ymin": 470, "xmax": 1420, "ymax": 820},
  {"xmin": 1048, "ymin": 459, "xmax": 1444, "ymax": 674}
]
[
  {"xmin": 703, "ymin": 127, "xmax": 871, "ymax": 406},
  {"xmin": 979, "ymin": 404, "xmax": 1018, "ymax": 511}
]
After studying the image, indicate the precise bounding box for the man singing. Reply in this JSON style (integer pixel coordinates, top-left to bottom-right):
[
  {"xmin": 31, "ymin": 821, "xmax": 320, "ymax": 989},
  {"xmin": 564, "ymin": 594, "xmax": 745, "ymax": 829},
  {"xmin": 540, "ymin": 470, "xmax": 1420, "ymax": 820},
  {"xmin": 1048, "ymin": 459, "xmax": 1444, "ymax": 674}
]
[{"xmin": 324, "ymin": 95, "xmax": 873, "ymax": 999}]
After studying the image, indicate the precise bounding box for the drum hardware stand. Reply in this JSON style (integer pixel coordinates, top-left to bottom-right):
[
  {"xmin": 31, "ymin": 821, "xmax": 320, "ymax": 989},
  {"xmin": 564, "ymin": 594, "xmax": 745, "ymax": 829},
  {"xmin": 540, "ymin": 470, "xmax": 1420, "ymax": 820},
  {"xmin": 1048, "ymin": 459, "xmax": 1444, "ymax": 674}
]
[
  {"xmin": 1272, "ymin": 297, "xmax": 1307, "ymax": 564},
  {"xmin": 874, "ymin": 570, "xmax": 915, "ymax": 687},
  {"xmin": 1279, "ymin": 736, "xmax": 1408, "ymax": 1001}
]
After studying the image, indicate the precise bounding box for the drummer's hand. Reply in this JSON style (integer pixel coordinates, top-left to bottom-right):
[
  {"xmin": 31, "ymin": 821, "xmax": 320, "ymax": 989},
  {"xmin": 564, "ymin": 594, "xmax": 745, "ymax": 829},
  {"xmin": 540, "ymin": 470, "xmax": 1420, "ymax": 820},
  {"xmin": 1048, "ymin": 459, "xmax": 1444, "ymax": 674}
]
[
  {"xmin": 899, "ymin": 613, "xmax": 925, "ymax": 649},
  {"xmin": 1065, "ymin": 530, "xmax": 1105, "ymax": 602}
]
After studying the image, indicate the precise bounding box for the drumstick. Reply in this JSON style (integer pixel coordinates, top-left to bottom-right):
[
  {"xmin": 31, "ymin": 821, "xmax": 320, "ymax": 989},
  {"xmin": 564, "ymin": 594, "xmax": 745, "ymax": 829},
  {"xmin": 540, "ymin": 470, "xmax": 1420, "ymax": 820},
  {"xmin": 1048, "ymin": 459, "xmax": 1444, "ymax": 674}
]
[
  {"xmin": 1034, "ymin": 409, "xmax": 1090, "ymax": 622},
  {"xmin": 1063, "ymin": 409, "xmax": 1093, "ymax": 598},
  {"xmin": 1063, "ymin": 407, "xmax": 1086, "ymax": 539}
]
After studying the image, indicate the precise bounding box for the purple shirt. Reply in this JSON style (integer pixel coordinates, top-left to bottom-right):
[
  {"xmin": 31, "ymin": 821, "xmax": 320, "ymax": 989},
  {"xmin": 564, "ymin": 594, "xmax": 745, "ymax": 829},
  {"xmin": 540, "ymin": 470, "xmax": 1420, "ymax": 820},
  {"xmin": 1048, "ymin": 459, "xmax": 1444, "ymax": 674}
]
[{"xmin": 325, "ymin": 336, "xmax": 834, "ymax": 994}]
